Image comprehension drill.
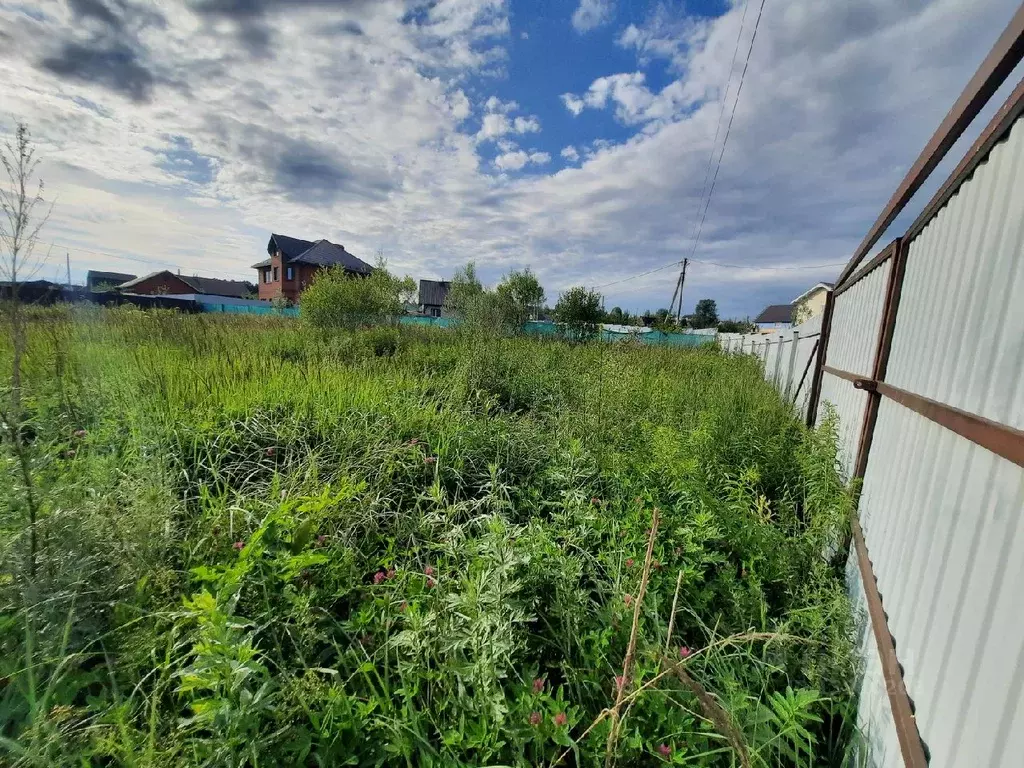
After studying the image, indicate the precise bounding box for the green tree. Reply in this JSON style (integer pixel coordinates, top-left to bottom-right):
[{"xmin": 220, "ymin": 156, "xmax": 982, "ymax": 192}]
[
  {"xmin": 495, "ymin": 267, "xmax": 545, "ymax": 322},
  {"xmin": 718, "ymin": 318, "xmax": 754, "ymax": 333},
  {"xmin": 300, "ymin": 260, "xmax": 414, "ymax": 331},
  {"xmin": 553, "ymin": 286, "xmax": 603, "ymax": 341},
  {"xmin": 692, "ymin": 298, "xmax": 719, "ymax": 329},
  {"xmin": 605, "ymin": 306, "xmax": 625, "ymax": 324},
  {"xmin": 444, "ymin": 262, "xmax": 522, "ymax": 335},
  {"xmin": 443, "ymin": 262, "xmax": 485, "ymax": 320}
]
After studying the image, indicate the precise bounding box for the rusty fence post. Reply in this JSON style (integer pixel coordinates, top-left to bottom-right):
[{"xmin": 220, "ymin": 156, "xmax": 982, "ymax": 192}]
[
  {"xmin": 854, "ymin": 238, "xmax": 908, "ymax": 479},
  {"xmin": 805, "ymin": 289, "xmax": 835, "ymax": 428}
]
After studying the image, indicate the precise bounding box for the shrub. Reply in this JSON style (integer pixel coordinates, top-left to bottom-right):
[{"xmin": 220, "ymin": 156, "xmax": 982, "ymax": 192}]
[
  {"xmin": 553, "ymin": 286, "xmax": 603, "ymax": 341},
  {"xmin": 300, "ymin": 261, "xmax": 414, "ymax": 331}
]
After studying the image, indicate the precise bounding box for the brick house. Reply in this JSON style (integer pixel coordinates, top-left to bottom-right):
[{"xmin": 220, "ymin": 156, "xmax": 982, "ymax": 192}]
[
  {"xmin": 118, "ymin": 271, "xmax": 254, "ymax": 298},
  {"xmin": 252, "ymin": 234, "xmax": 373, "ymax": 302}
]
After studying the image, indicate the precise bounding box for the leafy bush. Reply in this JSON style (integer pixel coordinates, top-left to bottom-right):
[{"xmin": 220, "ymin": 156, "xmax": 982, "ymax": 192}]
[
  {"xmin": 553, "ymin": 285, "xmax": 603, "ymax": 340},
  {"xmin": 0, "ymin": 310, "xmax": 858, "ymax": 767},
  {"xmin": 300, "ymin": 261, "xmax": 414, "ymax": 331},
  {"xmin": 444, "ymin": 262, "xmax": 523, "ymax": 335}
]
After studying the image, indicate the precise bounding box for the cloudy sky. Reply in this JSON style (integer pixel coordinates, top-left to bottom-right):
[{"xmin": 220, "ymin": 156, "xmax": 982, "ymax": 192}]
[{"xmin": 1, "ymin": 0, "xmax": 1020, "ymax": 317}]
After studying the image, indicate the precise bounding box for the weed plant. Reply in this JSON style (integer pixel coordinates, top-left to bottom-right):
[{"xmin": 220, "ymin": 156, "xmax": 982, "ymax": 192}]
[{"xmin": 0, "ymin": 306, "xmax": 857, "ymax": 766}]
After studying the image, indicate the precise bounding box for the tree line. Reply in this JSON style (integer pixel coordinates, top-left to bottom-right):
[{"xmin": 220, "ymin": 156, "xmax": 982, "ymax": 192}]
[{"xmin": 301, "ymin": 259, "xmax": 754, "ymax": 336}]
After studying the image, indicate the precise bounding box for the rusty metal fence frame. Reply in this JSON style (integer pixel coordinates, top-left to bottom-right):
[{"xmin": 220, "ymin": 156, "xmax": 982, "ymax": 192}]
[{"xmin": 795, "ymin": 7, "xmax": 1024, "ymax": 765}]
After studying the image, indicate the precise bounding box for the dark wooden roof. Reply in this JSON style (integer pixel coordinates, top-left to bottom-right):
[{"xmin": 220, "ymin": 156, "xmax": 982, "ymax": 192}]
[
  {"xmin": 291, "ymin": 240, "xmax": 372, "ymax": 273},
  {"xmin": 119, "ymin": 271, "xmax": 253, "ymax": 298},
  {"xmin": 754, "ymin": 304, "xmax": 794, "ymax": 324},
  {"xmin": 268, "ymin": 233, "xmax": 315, "ymax": 259},
  {"xmin": 419, "ymin": 279, "xmax": 450, "ymax": 306},
  {"xmin": 87, "ymin": 270, "xmax": 136, "ymax": 287}
]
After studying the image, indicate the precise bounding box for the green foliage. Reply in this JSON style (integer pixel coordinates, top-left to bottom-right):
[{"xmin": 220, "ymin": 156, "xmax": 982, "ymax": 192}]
[
  {"xmin": 553, "ymin": 286, "xmax": 603, "ymax": 341},
  {"xmin": 445, "ymin": 262, "xmax": 524, "ymax": 335},
  {"xmin": 692, "ymin": 299, "xmax": 719, "ymax": 329},
  {"xmin": 718, "ymin": 318, "xmax": 755, "ymax": 333},
  {"xmin": 496, "ymin": 267, "xmax": 545, "ymax": 322},
  {"xmin": 0, "ymin": 309, "xmax": 858, "ymax": 767},
  {"xmin": 300, "ymin": 261, "xmax": 414, "ymax": 331}
]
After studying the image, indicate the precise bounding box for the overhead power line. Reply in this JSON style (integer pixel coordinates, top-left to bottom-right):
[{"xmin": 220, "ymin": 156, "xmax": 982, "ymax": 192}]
[
  {"xmin": 47, "ymin": 241, "xmax": 251, "ymax": 280},
  {"xmin": 596, "ymin": 256, "xmax": 846, "ymax": 290},
  {"xmin": 685, "ymin": 0, "xmax": 768, "ymax": 264},
  {"xmin": 682, "ymin": 0, "xmax": 752, "ymax": 253}
]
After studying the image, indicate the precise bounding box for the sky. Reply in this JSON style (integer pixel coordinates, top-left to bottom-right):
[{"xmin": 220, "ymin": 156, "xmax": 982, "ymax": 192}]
[{"xmin": 1, "ymin": 0, "xmax": 1021, "ymax": 318}]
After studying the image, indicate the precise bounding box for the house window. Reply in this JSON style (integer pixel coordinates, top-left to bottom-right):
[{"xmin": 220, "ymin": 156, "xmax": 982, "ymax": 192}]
[
  {"xmin": 431, "ymin": 307, "xmax": 441, "ymax": 318},
  {"xmin": 264, "ymin": 268, "xmax": 271, "ymax": 283},
  {"xmin": 286, "ymin": 266, "xmax": 294, "ymax": 281},
  {"xmin": 272, "ymin": 266, "xmax": 279, "ymax": 281}
]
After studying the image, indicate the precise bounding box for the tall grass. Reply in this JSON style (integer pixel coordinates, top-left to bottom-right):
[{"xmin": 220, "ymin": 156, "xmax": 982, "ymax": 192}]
[{"xmin": 1, "ymin": 306, "xmax": 857, "ymax": 766}]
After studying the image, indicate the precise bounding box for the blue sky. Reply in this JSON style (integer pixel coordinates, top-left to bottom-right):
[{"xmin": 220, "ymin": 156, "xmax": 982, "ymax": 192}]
[{"xmin": 1, "ymin": 0, "xmax": 1021, "ymax": 318}]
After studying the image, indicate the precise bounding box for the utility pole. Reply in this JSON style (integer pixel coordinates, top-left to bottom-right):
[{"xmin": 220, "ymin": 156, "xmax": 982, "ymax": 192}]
[
  {"xmin": 671, "ymin": 258, "xmax": 688, "ymax": 325},
  {"xmin": 66, "ymin": 252, "xmax": 71, "ymax": 289}
]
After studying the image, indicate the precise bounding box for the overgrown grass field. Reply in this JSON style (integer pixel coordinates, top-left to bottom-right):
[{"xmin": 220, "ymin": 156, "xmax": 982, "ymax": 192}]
[{"xmin": 1, "ymin": 308, "xmax": 857, "ymax": 766}]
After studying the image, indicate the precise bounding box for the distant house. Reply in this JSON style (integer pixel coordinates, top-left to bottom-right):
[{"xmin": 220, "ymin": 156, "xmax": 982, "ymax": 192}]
[
  {"xmin": 118, "ymin": 271, "xmax": 254, "ymax": 299},
  {"xmin": 252, "ymin": 233, "xmax": 373, "ymax": 302},
  {"xmin": 791, "ymin": 282, "xmax": 833, "ymax": 324},
  {"xmin": 419, "ymin": 279, "xmax": 450, "ymax": 317},
  {"xmin": 87, "ymin": 270, "xmax": 136, "ymax": 292},
  {"xmin": 753, "ymin": 304, "xmax": 794, "ymax": 333}
]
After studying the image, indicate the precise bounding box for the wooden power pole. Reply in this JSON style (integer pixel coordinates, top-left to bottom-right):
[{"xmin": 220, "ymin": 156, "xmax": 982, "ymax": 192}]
[{"xmin": 667, "ymin": 258, "xmax": 688, "ymax": 325}]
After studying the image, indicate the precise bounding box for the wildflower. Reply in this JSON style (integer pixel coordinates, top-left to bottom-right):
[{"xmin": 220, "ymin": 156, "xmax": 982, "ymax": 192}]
[
  {"xmin": 653, "ymin": 560, "xmax": 662, "ymax": 570},
  {"xmin": 386, "ymin": 567, "xmax": 396, "ymax": 580},
  {"xmin": 73, "ymin": 429, "xmax": 87, "ymax": 438},
  {"xmin": 373, "ymin": 571, "xmax": 386, "ymax": 584},
  {"xmin": 658, "ymin": 743, "xmax": 672, "ymax": 758},
  {"xmin": 64, "ymin": 449, "xmax": 76, "ymax": 459},
  {"xmin": 529, "ymin": 711, "xmax": 542, "ymax": 726},
  {"xmin": 408, "ymin": 437, "xmax": 420, "ymax": 445},
  {"xmin": 635, "ymin": 496, "xmax": 642, "ymax": 503},
  {"xmin": 619, "ymin": 530, "xmax": 627, "ymax": 538},
  {"xmin": 233, "ymin": 541, "xmax": 245, "ymax": 550},
  {"xmin": 424, "ymin": 456, "xmax": 437, "ymax": 465},
  {"xmin": 426, "ymin": 577, "xmax": 436, "ymax": 588},
  {"xmin": 678, "ymin": 646, "xmax": 691, "ymax": 659},
  {"xmin": 590, "ymin": 497, "xmax": 600, "ymax": 505},
  {"xmin": 625, "ymin": 557, "xmax": 635, "ymax": 569},
  {"xmin": 614, "ymin": 675, "xmax": 626, "ymax": 691},
  {"xmin": 532, "ymin": 677, "xmax": 544, "ymax": 694},
  {"xmin": 265, "ymin": 446, "xmax": 276, "ymax": 457},
  {"xmin": 399, "ymin": 601, "xmax": 408, "ymax": 612},
  {"xmin": 623, "ymin": 594, "xmax": 633, "ymax": 607},
  {"xmin": 674, "ymin": 547, "xmax": 682, "ymax": 557},
  {"xmin": 424, "ymin": 566, "xmax": 435, "ymax": 577},
  {"xmin": 316, "ymin": 534, "xmax": 328, "ymax": 546},
  {"xmin": 553, "ymin": 712, "xmax": 567, "ymax": 727}
]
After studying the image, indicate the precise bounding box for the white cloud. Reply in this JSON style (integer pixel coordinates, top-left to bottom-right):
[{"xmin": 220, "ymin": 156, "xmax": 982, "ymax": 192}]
[
  {"xmin": 478, "ymin": 112, "xmax": 511, "ymax": 139},
  {"xmin": 513, "ymin": 116, "xmax": 540, "ymax": 133},
  {"xmin": 494, "ymin": 149, "xmax": 550, "ymax": 171},
  {"xmin": 561, "ymin": 93, "xmax": 586, "ymax": 116},
  {"xmin": 561, "ymin": 146, "xmax": 580, "ymax": 162},
  {"xmin": 562, "ymin": 71, "xmax": 691, "ymax": 125},
  {"xmin": 477, "ymin": 101, "xmax": 541, "ymax": 141},
  {"xmin": 572, "ymin": 0, "xmax": 614, "ymax": 33},
  {"xmin": 0, "ymin": 0, "xmax": 1018, "ymax": 316},
  {"xmin": 484, "ymin": 95, "xmax": 519, "ymax": 113}
]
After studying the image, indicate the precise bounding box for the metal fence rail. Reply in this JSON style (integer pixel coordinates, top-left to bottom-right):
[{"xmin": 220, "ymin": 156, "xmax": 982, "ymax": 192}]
[{"xmin": 721, "ymin": 6, "xmax": 1024, "ymax": 765}]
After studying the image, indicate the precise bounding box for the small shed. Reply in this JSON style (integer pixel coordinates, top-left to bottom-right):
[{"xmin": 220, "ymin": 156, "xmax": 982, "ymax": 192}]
[{"xmin": 419, "ymin": 279, "xmax": 451, "ymax": 317}]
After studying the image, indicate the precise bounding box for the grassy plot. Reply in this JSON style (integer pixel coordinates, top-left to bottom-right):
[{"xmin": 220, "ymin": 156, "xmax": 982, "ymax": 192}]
[{"xmin": 0, "ymin": 307, "xmax": 857, "ymax": 767}]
